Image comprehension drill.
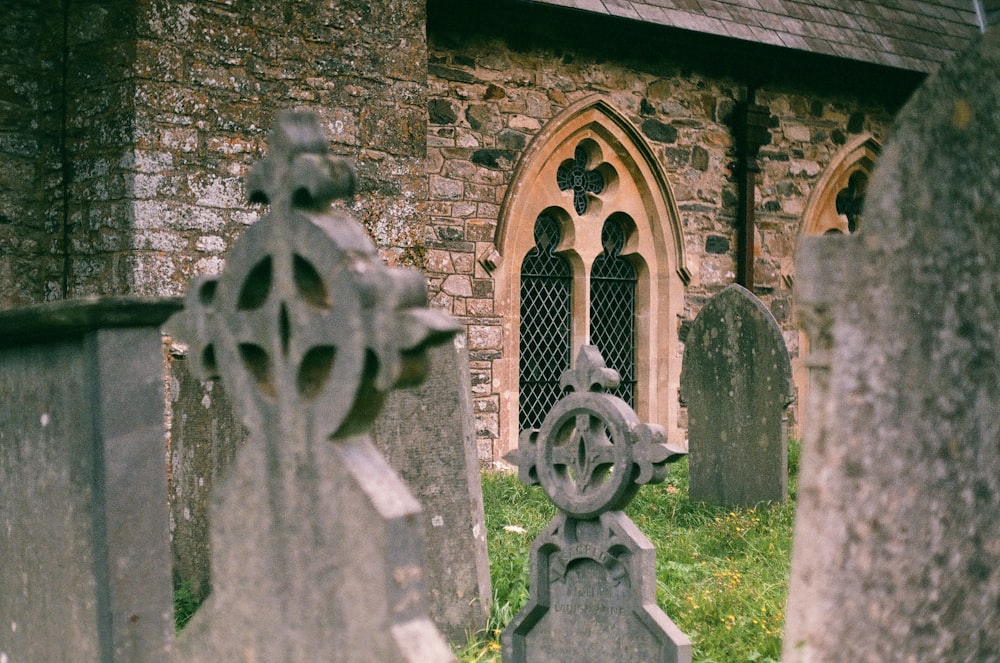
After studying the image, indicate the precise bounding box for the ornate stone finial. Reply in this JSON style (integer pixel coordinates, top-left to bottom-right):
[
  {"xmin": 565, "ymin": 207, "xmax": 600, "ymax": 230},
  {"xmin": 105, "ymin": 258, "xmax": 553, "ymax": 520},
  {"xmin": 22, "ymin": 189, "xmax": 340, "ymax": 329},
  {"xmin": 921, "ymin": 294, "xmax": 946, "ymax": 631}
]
[
  {"xmin": 502, "ymin": 345, "xmax": 690, "ymax": 662},
  {"xmin": 245, "ymin": 111, "xmax": 356, "ymax": 209},
  {"xmin": 169, "ymin": 110, "xmax": 459, "ymax": 440},
  {"xmin": 508, "ymin": 345, "xmax": 683, "ymax": 518}
]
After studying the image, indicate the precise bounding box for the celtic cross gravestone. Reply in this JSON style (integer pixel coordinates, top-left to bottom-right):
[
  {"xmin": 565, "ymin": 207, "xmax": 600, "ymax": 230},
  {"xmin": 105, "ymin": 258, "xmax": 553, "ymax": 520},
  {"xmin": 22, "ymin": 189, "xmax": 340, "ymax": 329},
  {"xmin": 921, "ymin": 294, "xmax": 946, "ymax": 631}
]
[
  {"xmin": 502, "ymin": 345, "xmax": 691, "ymax": 663},
  {"xmin": 167, "ymin": 111, "xmax": 458, "ymax": 662}
]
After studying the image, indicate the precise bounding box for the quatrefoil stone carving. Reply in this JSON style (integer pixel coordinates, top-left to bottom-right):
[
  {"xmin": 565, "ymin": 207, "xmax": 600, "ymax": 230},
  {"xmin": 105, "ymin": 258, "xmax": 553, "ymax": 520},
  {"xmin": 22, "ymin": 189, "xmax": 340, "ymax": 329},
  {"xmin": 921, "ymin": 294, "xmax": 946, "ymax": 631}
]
[{"xmin": 556, "ymin": 145, "xmax": 605, "ymax": 215}]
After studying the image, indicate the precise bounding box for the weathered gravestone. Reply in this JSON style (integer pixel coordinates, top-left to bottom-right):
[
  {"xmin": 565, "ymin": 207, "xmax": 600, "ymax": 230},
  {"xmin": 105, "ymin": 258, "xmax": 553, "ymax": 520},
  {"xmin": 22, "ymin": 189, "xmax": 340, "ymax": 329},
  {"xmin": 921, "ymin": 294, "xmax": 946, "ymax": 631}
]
[
  {"xmin": 372, "ymin": 334, "xmax": 492, "ymax": 642},
  {"xmin": 785, "ymin": 28, "xmax": 1000, "ymax": 661},
  {"xmin": 680, "ymin": 283, "xmax": 794, "ymax": 507},
  {"xmin": 166, "ymin": 319, "xmax": 492, "ymax": 643},
  {"xmin": 165, "ymin": 353, "xmax": 244, "ymax": 605},
  {"xmin": 501, "ymin": 345, "xmax": 691, "ymax": 663},
  {"xmin": 167, "ymin": 111, "xmax": 458, "ymax": 662},
  {"xmin": 0, "ymin": 297, "xmax": 181, "ymax": 663}
]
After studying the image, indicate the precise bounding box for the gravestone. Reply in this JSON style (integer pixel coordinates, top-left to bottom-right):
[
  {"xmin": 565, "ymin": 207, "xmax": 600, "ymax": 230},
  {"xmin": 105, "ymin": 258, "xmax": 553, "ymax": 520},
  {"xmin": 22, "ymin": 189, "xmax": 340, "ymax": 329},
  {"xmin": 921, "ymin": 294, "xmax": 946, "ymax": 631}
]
[
  {"xmin": 166, "ymin": 352, "xmax": 245, "ymax": 604},
  {"xmin": 501, "ymin": 345, "xmax": 691, "ymax": 663},
  {"xmin": 372, "ymin": 333, "xmax": 492, "ymax": 642},
  {"xmin": 167, "ymin": 326, "xmax": 492, "ymax": 643},
  {"xmin": 0, "ymin": 297, "xmax": 181, "ymax": 663},
  {"xmin": 680, "ymin": 283, "xmax": 793, "ymax": 507},
  {"xmin": 785, "ymin": 28, "xmax": 1000, "ymax": 661},
  {"xmin": 167, "ymin": 111, "xmax": 458, "ymax": 662}
]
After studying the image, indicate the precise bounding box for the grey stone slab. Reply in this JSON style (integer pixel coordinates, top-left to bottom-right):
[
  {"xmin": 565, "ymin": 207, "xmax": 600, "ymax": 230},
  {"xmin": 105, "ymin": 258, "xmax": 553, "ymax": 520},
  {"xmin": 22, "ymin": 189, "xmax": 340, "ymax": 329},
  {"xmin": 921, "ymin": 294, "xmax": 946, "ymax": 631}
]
[
  {"xmin": 167, "ymin": 112, "xmax": 458, "ymax": 663},
  {"xmin": 680, "ymin": 284, "xmax": 793, "ymax": 507},
  {"xmin": 0, "ymin": 300, "xmax": 176, "ymax": 663},
  {"xmin": 0, "ymin": 296, "xmax": 182, "ymax": 344},
  {"xmin": 502, "ymin": 346, "xmax": 691, "ymax": 663},
  {"xmin": 785, "ymin": 28, "xmax": 1000, "ymax": 662},
  {"xmin": 166, "ymin": 355, "xmax": 245, "ymax": 604},
  {"xmin": 372, "ymin": 334, "xmax": 492, "ymax": 643}
]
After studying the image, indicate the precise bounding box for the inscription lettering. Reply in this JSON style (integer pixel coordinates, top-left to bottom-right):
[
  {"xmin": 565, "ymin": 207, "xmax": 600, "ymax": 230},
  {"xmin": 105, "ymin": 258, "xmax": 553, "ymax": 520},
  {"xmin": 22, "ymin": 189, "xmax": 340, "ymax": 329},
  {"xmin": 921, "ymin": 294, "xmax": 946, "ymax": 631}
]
[{"xmin": 552, "ymin": 604, "xmax": 625, "ymax": 617}]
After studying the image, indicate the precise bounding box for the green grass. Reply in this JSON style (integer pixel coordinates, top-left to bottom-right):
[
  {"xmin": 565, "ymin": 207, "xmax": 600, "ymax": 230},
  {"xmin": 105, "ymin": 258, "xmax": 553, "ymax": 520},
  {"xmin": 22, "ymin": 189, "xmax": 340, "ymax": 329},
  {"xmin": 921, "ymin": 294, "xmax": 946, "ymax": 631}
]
[
  {"xmin": 174, "ymin": 442, "xmax": 799, "ymax": 663},
  {"xmin": 456, "ymin": 442, "xmax": 799, "ymax": 663}
]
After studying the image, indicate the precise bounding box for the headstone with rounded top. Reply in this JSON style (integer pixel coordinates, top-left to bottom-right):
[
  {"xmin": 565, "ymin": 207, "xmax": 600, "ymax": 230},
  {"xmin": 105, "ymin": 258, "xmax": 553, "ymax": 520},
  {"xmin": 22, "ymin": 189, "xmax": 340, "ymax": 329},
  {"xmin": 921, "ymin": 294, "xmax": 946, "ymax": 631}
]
[{"xmin": 680, "ymin": 283, "xmax": 794, "ymax": 507}]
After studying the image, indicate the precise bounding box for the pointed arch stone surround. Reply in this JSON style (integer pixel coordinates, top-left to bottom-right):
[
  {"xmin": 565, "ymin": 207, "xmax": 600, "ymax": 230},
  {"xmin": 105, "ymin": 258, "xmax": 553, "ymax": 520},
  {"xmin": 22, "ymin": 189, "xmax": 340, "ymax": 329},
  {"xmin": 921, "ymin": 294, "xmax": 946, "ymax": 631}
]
[
  {"xmin": 491, "ymin": 96, "xmax": 689, "ymax": 455},
  {"xmin": 799, "ymin": 134, "xmax": 880, "ymax": 236}
]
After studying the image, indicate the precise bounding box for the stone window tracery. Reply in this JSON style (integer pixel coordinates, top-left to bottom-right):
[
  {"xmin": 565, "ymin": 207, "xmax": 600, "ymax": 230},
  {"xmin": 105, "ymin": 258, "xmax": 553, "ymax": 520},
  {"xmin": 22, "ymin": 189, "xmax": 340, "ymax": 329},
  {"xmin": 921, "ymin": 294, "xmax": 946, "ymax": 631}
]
[
  {"xmin": 496, "ymin": 97, "xmax": 688, "ymax": 455},
  {"xmin": 519, "ymin": 144, "xmax": 638, "ymax": 431},
  {"xmin": 834, "ymin": 170, "xmax": 868, "ymax": 233},
  {"xmin": 556, "ymin": 144, "xmax": 605, "ymax": 215}
]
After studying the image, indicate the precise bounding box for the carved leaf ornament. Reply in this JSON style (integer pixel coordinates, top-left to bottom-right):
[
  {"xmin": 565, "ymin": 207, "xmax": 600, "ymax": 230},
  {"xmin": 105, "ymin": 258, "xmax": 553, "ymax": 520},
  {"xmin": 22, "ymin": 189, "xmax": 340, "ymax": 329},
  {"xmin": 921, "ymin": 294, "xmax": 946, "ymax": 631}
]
[{"xmin": 169, "ymin": 111, "xmax": 459, "ymax": 440}]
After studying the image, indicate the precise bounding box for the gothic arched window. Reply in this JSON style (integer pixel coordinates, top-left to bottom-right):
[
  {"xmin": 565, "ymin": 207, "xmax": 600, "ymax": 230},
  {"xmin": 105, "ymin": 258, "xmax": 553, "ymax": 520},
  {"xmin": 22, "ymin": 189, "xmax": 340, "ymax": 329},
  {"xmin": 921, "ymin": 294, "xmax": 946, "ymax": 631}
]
[{"xmin": 497, "ymin": 97, "xmax": 688, "ymax": 454}]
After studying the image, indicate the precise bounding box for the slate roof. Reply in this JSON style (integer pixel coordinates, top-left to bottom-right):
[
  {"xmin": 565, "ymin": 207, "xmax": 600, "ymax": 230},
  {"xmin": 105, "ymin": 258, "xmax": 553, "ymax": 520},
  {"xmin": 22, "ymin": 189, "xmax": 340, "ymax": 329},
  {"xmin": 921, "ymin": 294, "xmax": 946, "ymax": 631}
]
[{"xmin": 526, "ymin": 0, "xmax": 981, "ymax": 72}]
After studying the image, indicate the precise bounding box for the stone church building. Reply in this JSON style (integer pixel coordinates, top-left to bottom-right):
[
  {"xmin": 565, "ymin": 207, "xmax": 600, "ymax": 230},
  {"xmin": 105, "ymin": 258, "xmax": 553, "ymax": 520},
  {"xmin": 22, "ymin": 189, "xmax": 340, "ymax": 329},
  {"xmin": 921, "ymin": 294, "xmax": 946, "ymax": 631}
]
[{"xmin": 1, "ymin": 0, "xmax": 984, "ymax": 460}]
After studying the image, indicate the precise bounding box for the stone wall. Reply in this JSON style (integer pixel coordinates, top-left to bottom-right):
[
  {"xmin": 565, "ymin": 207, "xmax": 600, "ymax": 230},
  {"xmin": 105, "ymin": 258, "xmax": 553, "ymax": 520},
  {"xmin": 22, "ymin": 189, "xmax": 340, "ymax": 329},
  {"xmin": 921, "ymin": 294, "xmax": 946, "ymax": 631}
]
[
  {"xmin": 2, "ymin": 0, "xmax": 145, "ymax": 305},
  {"xmin": 1, "ymin": 0, "xmax": 429, "ymax": 306},
  {"xmin": 130, "ymin": 0, "xmax": 429, "ymax": 296},
  {"xmin": 64, "ymin": 0, "xmax": 139, "ymax": 299},
  {"xmin": 1, "ymin": 0, "xmax": 71, "ymax": 306},
  {"xmin": 425, "ymin": 0, "xmax": 919, "ymax": 458},
  {"xmin": 4, "ymin": 0, "xmax": 925, "ymax": 459}
]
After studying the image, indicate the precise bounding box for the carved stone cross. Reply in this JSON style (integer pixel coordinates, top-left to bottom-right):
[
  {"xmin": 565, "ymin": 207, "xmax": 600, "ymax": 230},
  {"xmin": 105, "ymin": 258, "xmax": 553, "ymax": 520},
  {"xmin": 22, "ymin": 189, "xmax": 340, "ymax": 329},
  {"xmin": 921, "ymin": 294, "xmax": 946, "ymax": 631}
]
[
  {"xmin": 503, "ymin": 345, "xmax": 691, "ymax": 662},
  {"xmin": 511, "ymin": 345, "xmax": 679, "ymax": 517},
  {"xmin": 167, "ymin": 111, "xmax": 458, "ymax": 663}
]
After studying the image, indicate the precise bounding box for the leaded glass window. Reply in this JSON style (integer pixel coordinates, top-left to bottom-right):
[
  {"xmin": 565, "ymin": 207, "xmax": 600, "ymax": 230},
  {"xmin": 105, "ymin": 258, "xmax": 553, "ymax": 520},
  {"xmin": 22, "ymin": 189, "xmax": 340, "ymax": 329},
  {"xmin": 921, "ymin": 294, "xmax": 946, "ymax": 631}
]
[
  {"xmin": 590, "ymin": 218, "xmax": 636, "ymax": 407},
  {"xmin": 556, "ymin": 145, "xmax": 604, "ymax": 215},
  {"xmin": 519, "ymin": 213, "xmax": 572, "ymax": 431}
]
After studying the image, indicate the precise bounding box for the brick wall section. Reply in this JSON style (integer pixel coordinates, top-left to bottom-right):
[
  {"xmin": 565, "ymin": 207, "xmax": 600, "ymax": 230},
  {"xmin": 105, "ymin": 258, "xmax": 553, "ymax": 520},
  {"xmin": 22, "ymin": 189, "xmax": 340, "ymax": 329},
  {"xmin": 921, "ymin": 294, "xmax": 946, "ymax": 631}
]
[
  {"xmin": 0, "ymin": 1, "xmax": 67, "ymax": 306},
  {"xmin": 130, "ymin": 0, "xmax": 429, "ymax": 296},
  {"xmin": 427, "ymin": 3, "xmax": 909, "ymax": 458}
]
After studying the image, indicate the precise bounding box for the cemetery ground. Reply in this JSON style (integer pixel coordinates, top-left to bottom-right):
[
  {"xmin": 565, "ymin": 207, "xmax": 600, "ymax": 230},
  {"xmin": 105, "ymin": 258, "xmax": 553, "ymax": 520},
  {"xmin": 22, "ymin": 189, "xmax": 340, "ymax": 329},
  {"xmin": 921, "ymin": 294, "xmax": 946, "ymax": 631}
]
[{"xmin": 173, "ymin": 440, "xmax": 799, "ymax": 662}]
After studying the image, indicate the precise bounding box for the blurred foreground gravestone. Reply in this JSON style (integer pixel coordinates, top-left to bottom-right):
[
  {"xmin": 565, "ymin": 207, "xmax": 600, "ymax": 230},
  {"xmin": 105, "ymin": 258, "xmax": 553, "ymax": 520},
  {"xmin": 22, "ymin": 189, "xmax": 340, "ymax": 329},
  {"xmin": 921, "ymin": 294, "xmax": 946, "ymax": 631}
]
[
  {"xmin": 372, "ymin": 334, "xmax": 492, "ymax": 642},
  {"xmin": 785, "ymin": 29, "xmax": 1000, "ymax": 661},
  {"xmin": 680, "ymin": 284, "xmax": 793, "ymax": 507},
  {"xmin": 167, "ymin": 111, "xmax": 458, "ymax": 662},
  {"xmin": 167, "ymin": 316, "xmax": 492, "ymax": 643},
  {"xmin": 0, "ymin": 297, "xmax": 181, "ymax": 663},
  {"xmin": 502, "ymin": 345, "xmax": 691, "ymax": 663}
]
